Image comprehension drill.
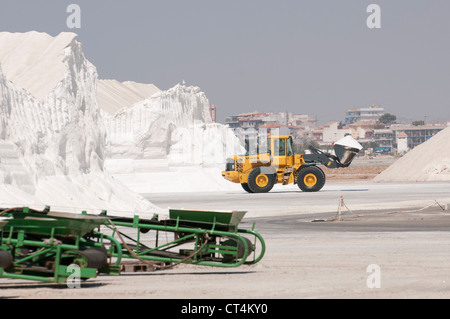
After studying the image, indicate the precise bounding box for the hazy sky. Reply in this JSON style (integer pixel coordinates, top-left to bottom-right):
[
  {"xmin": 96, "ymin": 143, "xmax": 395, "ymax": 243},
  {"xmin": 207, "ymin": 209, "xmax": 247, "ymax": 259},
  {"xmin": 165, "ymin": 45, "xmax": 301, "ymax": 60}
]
[{"xmin": 1, "ymin": 1, "xmax": 450, "ymax": 124}]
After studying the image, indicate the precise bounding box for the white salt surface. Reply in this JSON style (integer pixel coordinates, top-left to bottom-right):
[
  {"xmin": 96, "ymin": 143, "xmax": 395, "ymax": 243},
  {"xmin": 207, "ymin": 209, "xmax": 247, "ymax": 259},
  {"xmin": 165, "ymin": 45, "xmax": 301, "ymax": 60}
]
[
  {"xmin": 0, "ymin": 31, "xmax": 161, "ymax": 216},
  {"xmin": 97, "ymin": 79, "xmax": 160, "ymax": 115},
  {"xmin": 0, "ymin": 31, "xmax": 76, "ymax": 101},
  {"xmin": 101, "ymin": 82, "xmax": 243, "ymax": 194},
  {"xmin": 104, "ymin": 159, "xmax": 240, "ymax": 194},
  {"xmin": 0, "ymin": 31, "xmax": 242, "ymax": 217}
]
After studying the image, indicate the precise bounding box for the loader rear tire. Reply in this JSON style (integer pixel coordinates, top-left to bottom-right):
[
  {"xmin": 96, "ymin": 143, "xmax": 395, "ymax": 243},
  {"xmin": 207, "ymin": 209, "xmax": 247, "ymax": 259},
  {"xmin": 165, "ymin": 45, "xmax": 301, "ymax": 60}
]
[
  {"xmin": 297, "ymin": 166, "xmax": 325, "ymax": 192},
  {"xmin": 247, "ymin": 167, "xmax": 275, "ymax": 193},
  {"xmin": 241, "ymin": 183, "xmax": 254, "ymax": 193}
]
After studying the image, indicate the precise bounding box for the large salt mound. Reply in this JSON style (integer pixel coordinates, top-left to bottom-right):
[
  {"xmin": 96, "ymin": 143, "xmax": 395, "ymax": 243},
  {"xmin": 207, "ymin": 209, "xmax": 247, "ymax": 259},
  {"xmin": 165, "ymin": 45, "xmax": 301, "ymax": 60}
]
[
  {"xmin": 0, "ymin": 31, "xmax": 161, "ymax": 216},
  {"xmin": 0, "ymin": 31, "xmax": 74, "ymax": 101},
  {"xmin": 97, "ymin": 79, "xmax": 160, "ymax": 115},
  {"xmin": 0, "ymin": 30, "xmax": 242, "ymax": 204},
  {"xmin": 374, "ymin": 126, "xmax": 450, "ymax": 182},
  {"xmin": 102, "ymin": 83, "xmax": 243, "ymax": 193}
]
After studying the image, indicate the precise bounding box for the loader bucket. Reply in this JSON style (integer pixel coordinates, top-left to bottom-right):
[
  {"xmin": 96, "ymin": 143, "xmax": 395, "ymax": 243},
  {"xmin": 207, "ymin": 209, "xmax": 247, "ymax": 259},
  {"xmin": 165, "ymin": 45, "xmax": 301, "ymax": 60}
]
[{"xmin": 333, "ymin": 136, "xmax": 363, "ymax": 166}]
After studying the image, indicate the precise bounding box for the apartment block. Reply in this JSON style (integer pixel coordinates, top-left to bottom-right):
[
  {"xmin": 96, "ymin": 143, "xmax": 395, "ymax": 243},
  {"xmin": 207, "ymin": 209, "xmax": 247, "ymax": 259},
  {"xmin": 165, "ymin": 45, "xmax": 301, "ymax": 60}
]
[{"xmin": 344, "ymin": 105, "xmax": 384, "ymax": 124}]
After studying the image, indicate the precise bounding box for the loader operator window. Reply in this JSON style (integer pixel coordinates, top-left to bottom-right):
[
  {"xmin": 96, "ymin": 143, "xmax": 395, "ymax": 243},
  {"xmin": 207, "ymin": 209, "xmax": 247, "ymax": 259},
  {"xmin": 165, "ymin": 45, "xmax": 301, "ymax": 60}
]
[
  {"xmin": 276, "ymin": 138, "xmax": 286, "ymax": 156},
  {"xmin": 287, "ymin": 137, "xmax": 293, "ymax": 156}
]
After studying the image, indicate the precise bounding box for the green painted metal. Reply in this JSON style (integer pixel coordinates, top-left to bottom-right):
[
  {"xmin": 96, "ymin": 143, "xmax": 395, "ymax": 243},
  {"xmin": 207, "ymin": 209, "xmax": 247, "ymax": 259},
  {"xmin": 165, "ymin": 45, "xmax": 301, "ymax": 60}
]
[
  {"xmin": 0, "ymin": 217, "xmax": 9, "ymax": 230},
  {"xmin": 169, "ymin": 208, "xmax": 247, "ymax": 226},
  {"xmin": 2, "ymin": 208, "xmax": 108, "ymax": 238},
  {"xmin": 0, "ymin": 207, "xmax": 110, "ymax": 283},
  {"xmin": 101, "ymin": 211, "xmax": 266, "ymax": 268},
  {"xmin": 0, "ymin": 205, "xmax": 266, "ymax": 284}
]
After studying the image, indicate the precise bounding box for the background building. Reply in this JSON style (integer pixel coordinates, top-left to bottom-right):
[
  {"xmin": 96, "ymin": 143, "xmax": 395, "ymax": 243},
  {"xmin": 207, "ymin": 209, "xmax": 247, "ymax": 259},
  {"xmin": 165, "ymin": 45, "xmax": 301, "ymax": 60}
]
[
  {"xmin": 391, "ymin": 124, "xmax": 447, "ymax": 150},
  {"xmin": 344, "ymin": 105, "xmax": 385, "ymax": 125},
  {"xmin": 225, "ymin": 111, "xmax": 316, "ymax": 136},
  {"xmin": 223, "ymin": 106, "xmax": 449, "ymax": 156}
]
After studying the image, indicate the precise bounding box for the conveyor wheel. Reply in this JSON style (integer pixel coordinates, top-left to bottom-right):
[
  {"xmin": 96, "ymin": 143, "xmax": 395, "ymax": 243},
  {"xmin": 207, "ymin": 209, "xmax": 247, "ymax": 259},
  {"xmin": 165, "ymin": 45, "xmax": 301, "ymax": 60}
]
[
  {"xmin": 0, "ymin": 249, "xmax": 13, "ymax": 269},
  {"xmin": 74, "ymin": 248, "xmax": 108, "ymax": 269},
  {"xmin": 221, "ymin": 237, "xmax": 253, "ymax": 262}
]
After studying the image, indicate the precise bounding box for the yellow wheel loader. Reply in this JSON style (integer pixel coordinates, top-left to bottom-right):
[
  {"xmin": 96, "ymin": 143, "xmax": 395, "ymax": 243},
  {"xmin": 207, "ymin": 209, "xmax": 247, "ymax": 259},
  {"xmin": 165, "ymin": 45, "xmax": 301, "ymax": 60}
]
[{"xmin": 222, "ymin": 133, "xmax": 362, "ymax": 193}]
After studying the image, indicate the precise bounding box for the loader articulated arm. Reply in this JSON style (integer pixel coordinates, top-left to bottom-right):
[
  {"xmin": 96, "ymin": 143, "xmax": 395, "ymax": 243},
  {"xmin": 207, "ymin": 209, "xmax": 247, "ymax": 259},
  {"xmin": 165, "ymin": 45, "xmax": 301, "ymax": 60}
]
[
  {"xmin": 302, "ymin": 136, "xmax": 363, "ymax": 169},
  {"xmin": 303, "ymin": 146, "xmax": 348, "ymax": 169}
]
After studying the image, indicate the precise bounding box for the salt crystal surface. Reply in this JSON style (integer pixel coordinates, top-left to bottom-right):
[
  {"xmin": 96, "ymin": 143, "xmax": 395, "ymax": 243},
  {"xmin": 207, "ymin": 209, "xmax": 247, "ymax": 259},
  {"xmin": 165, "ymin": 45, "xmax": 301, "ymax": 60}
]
[
  {"xmin": 0, "ymin": 31, "xmax": 160, "ymax": 216},
  {"xmin": 0, "ymin": 31, "xmax": 242, "ymax": 216}
]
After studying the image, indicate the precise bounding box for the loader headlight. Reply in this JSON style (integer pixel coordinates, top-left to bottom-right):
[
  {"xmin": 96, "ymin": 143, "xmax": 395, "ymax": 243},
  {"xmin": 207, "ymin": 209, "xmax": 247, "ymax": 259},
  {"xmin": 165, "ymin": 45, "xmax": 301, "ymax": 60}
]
[{"xmin": 225, "ymin": 158, "xmax": 235, "ymax": 171}]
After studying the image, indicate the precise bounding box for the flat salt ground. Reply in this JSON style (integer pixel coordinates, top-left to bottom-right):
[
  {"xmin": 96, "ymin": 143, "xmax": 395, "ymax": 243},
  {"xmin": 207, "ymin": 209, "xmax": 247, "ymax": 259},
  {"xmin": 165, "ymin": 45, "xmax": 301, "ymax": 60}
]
[
  {"xmin": 1, "ymin": 180, "xmax": 449, "ymax": 299},
  {"xmin": 2, "ymin": 207, "xmax": 450, "ymax": 299},
  {"xmin": 143, "ymin": 180, "xmax": 450, "ymax": 219}
]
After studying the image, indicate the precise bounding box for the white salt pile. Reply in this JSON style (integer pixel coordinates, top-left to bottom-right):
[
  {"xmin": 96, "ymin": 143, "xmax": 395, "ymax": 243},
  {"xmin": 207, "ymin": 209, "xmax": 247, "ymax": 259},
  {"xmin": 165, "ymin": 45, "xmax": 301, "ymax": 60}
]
[
  {"xmin": 101, "ymin": 83, "xmax": 243, "ymax": 193},
  {"xmin": 97, "ymin": 79, "xmax": 160, "ymax": 115},
  {"xmin": 0, "ymin": 30, "xmax": 243, "ymax": 217},
  {"xmin": 374, "ymin": 126, "xmax": 450, "ymax": 182},
  {"xmin": 0, "ymin": 31, "xmax": 161, "ymax": 216},
  {"xmin": 0, "ymin": 31, "xmax": 73, "ymax": 101}
]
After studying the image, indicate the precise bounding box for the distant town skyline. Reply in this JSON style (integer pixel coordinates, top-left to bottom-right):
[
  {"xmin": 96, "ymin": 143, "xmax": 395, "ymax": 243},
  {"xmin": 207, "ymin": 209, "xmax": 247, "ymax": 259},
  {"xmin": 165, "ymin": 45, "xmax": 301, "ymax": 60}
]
[
  {"xmin": 1, "ymin": 1, "xmax": 450, "ymax": 125},
  {"xmin": 219, "ymin": 104, "xmax": 448, "ymax": 127}
]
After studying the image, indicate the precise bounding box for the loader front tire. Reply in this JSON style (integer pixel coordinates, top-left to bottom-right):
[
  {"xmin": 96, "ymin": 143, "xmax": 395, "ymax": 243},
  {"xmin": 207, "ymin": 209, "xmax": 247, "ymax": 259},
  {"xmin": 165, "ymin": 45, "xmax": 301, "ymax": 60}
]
[
  {"xmin": 247, "ymin": 167, "xmax": 275, "ymax": 193},
  {"xmin": 297, "ymin": 166, "xmax": 325, "ymax": 192}
]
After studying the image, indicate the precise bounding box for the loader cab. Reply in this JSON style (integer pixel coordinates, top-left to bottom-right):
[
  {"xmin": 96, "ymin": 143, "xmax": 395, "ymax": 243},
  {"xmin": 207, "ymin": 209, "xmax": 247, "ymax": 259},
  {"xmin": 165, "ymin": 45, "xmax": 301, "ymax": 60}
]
[{"xmin": 270, "ymin": 135, "xmax": 294, "ymax": 167}]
